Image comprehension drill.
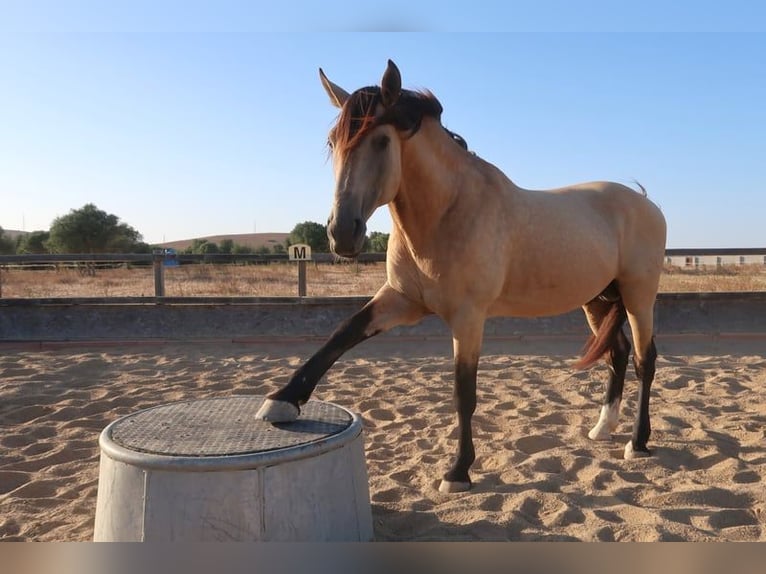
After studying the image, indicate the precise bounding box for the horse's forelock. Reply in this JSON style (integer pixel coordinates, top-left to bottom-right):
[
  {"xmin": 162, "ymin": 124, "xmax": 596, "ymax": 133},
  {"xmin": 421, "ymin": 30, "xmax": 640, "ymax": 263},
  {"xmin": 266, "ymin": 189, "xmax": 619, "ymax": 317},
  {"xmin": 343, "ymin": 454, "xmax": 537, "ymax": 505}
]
[
  {"xmin": 333, "ymin": 86, "xmax": 381, "ymax": 156},
  {"xmin": 332, "ymin": 87, "xmax": 443, "ymax": 158}
]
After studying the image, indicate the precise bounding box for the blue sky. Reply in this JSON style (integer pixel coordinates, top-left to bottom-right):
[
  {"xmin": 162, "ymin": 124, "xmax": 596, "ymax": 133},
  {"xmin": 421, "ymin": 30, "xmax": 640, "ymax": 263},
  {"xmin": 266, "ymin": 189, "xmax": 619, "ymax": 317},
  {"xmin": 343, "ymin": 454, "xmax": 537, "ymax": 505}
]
[{"xmin": 1, "ymin": 3, "xmax": 765, "ymax": 248}]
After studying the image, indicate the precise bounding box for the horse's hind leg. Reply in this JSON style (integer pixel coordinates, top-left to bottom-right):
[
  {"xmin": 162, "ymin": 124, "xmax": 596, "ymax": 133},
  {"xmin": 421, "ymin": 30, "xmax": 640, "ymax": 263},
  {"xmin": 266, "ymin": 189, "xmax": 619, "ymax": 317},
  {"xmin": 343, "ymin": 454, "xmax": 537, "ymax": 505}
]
[
  {"xmin": 623, "ymin": 293, "xmax": 659, "ymax": 460},
  {"xmin": 256, "ymin": 284, "xmax": 426, "ymax": 422},
  {"xmin": 582, "ymin": 299, "xmax": 630, "ymax": 441}
]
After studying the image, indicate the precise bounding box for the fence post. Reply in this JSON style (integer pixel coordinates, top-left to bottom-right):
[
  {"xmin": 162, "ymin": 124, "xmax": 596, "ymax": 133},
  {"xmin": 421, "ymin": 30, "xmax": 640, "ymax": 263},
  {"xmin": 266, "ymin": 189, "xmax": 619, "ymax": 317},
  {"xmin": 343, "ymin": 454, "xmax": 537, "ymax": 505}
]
[
  {"xmin": 298, "ymin": 260, "xmax": 307, "ymax": 297},
  {"xmin": 287, "ymin": 244, "xmax": 312, "ymax": 297},
  {"xmin": 152, "ymin": 249, "xmax": 165, "ymax": 297}
]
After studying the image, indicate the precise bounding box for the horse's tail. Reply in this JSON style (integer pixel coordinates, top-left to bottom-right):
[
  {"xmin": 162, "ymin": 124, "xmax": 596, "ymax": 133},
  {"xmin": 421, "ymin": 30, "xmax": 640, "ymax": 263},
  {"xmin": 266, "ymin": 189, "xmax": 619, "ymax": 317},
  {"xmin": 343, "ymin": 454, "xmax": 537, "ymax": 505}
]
[
  {"xmin": 574, "ymin": 300, "xmax": 627, "ymax": 370},
  {"xmin": 632, "ymin": 179, "xmax": 648, "ymax": 197}
]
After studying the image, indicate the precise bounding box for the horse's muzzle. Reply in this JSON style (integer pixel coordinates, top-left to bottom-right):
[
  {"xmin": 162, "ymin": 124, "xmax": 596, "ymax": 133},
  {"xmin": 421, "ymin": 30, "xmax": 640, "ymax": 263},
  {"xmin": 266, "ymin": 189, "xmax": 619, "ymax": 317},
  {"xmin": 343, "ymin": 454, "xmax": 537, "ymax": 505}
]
[{"xmin": 327, "ymin": 214, "xmax": 367, "ymax": 258}]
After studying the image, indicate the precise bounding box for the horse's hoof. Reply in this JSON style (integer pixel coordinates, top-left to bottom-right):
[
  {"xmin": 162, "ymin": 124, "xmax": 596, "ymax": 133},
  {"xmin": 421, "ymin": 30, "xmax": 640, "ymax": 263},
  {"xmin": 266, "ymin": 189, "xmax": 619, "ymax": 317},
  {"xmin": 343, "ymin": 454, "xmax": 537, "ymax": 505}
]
[
  {"xmin": 438, "ymin": 479, "xmax": 472, "ymax": 494},
  {"xmin": 588, "ymin": 423, "xmax": 612, "ymax": 441},
  {"xmin": 256, "ymin": 399, "xmax": 299, "ymax": 422},
  {"xmin": 624, "ymin": 441, "xmax": 650, "ymax": 460}
]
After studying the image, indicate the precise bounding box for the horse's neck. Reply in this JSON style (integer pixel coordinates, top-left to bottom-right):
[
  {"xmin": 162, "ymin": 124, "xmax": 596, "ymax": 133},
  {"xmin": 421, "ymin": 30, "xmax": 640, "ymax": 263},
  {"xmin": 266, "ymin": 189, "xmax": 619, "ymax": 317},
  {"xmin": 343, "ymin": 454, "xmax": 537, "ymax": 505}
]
[{"xmin": 389, "ymin": 120, "xmax": 468, "ymax": 251}]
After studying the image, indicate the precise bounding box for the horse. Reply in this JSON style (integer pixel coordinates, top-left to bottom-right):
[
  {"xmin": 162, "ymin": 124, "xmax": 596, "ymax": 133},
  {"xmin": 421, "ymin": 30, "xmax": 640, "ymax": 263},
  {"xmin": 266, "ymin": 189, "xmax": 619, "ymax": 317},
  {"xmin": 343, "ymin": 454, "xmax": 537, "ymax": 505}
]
[{"xmin": 257, "ymin": 60, "xmax": 667, "ymax": 493}]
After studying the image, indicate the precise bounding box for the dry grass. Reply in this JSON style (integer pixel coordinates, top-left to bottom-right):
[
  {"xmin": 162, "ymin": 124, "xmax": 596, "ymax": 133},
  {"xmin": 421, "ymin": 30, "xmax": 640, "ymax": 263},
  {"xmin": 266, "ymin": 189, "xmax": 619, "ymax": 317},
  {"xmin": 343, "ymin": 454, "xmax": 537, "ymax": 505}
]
[
  {"xmin": 659, "ymin": 264, "xmax": 766, "ymax": 292},
  {"xmin": 1, "ymin": 262, "xmax": 765, "ymax": 299},
  {"xmin": 0, "ymin": 262, "xmax": 387, "ymax": 298}
]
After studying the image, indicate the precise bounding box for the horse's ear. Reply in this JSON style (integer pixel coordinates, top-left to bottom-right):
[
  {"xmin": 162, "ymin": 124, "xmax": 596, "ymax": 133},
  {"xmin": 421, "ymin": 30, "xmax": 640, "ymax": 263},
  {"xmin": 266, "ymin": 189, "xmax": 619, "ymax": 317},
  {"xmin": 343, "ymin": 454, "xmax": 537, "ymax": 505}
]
[
  {"xmin": 380, "ymin": 59, "xmax": 401, "ymax": 108},
  {"xmin": 319, "ymin": 68, "xmax": 350, "ymax": 109}
]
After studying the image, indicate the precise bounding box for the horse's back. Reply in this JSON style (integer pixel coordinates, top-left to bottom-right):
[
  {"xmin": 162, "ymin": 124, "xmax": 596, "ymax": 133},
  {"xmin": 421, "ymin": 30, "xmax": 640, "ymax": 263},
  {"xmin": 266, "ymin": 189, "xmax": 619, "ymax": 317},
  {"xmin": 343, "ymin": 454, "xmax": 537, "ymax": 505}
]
[
  {"xmin": 486, "ymin": 181, "xmax": 665, "ymax": 317},
  {"xmin": 545, "ymin": 181, "xmax": 666, "ymax": 254}
]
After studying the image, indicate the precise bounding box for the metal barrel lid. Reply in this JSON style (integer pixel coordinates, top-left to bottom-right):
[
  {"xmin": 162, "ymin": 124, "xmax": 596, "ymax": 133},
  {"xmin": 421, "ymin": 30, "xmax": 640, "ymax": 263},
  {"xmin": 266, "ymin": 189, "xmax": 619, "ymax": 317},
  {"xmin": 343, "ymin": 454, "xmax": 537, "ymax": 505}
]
[{"xmin": 99, "ymin": 395, "xmax": 361, "ymax": 471}]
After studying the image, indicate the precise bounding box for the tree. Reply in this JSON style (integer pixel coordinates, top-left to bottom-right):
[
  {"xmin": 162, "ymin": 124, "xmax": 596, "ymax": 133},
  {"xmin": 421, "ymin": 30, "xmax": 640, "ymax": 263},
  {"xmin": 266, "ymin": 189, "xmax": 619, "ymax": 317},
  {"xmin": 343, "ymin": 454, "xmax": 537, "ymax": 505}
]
[
  {"xmin": 16, "ymin": 230, "xmax": 50, "ymax": 254},
  {"xmin": 47, "ymin": 204, "xmax": 144, "ymax": 253},
  {"xmin": 198, "ymin": 241, "xmax": 219, "ymax": 254},
  {"xmin": 186, "ymin": 238, "xmax": 217, "ymax": 254},
  {"xmin": 219, "ymin": 239, "xmax": 234, "ymax": 254},
  {"xmin": 0, "ymin": 227, "xmax": 14, "ymax": 254},
  {"xmin": 288, "ymin": 221, "xmax": 329, "ymax": 253},
  {"xmin": 367, "ymin": 231, "xmax": 390, "ymax": 252},
  {"xmin": 231, "ymin": 243, "xmax": 253, "ymax": 254}
]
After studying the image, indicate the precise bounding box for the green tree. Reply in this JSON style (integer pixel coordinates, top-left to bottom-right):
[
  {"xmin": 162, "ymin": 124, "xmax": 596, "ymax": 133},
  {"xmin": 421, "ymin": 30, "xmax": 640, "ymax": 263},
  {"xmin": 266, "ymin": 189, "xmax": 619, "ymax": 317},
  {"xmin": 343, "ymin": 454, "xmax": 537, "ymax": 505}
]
[
  {"xmin": 367, "ymin": 231, "xmax": 390, "ymax": 252},
  {"xmin": 47, "ymin": 204, "xmax": 143, "ymax": 253},
  {"xmin": 16, "ymin": 230, "xmax": 50, "ymax": 254},
  {"xmin": 186, "ymin": 238, "xmax": 215, "ymax": 254},
  {"xmin": 219, "ymin": 239, "xmax": 234, "ymax": 254},
  {"xmin": 0, "ymin": 227, "xmax": 15, "ymax": 254},
  {"xmin": 231, "ymin": 243, "xmax": 253, "ymax": 254},
  {"xmin": 272, "ymin": 243, "xmax": 285, "ymax": 254},
  {"xmin": 198, "ymin": 241, "xmax": 219, "ymax": 254},
  {"xmin": 288, "ymin": 221, "xmax": 329, "ymax": 253},
  {"xmin": 255, "ymin": 245, "xmax": 271, "ymax": 255}
]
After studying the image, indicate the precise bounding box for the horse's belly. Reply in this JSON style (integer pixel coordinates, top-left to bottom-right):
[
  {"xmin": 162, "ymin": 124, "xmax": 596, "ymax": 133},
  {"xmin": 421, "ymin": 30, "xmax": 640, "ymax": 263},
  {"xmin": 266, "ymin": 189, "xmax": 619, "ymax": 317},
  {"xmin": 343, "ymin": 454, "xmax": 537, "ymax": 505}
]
[{"xmin": 490, "ymin": 283, "xmax": 604, "ymax": 318}]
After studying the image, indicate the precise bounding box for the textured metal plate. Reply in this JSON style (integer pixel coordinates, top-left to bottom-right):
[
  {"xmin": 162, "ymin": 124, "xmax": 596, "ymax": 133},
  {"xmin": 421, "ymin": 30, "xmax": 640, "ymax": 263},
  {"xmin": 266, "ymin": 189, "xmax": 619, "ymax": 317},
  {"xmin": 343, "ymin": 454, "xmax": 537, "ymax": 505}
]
[{"xmin": 109, "ymin": 396, "xmax": 353, "ymax": 457}]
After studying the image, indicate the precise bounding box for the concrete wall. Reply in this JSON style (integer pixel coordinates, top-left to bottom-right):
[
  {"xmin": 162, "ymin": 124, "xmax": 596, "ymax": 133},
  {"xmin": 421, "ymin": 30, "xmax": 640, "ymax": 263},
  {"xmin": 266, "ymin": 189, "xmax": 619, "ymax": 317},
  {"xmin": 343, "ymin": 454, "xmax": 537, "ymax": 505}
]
[{"xmin": 1, "ymin": 293, "xmax": 765, "ymax": 343}]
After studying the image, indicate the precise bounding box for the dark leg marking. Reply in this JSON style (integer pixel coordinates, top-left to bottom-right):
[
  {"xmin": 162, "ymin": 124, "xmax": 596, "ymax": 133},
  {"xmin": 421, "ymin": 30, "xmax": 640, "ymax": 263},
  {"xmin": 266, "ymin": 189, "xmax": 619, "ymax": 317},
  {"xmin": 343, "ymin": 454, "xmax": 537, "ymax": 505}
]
[
  {"xmin": 630, "ymin": 337, "xmax": 657, "ymax": 453},
  {"xmin": 269, "ymin": 304, "xmax": 378, "ymax": 408},
  {"xmin": 605, "ymin": 328, "xmax": 631, "ymax": 406},
  {"xmin": 441, "ymin": 359, "xmax": 478, "ymax": 490}
]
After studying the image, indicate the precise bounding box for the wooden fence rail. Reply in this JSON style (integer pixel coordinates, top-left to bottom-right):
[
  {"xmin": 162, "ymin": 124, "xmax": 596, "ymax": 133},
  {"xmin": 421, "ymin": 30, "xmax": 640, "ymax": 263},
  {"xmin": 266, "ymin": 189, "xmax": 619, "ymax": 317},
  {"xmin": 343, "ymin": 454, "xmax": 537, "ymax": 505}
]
[{"xmin": 1, "ymin": 248, "xmax": 766, "ymax": 299}]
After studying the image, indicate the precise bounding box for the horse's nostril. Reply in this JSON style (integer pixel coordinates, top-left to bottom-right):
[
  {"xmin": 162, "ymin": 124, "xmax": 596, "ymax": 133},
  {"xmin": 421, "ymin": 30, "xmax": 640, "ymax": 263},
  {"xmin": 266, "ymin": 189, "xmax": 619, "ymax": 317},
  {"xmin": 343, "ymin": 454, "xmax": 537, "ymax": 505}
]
[{"xmin": 353, "ymin": 218, "xmax": 363, "ymax": 237}]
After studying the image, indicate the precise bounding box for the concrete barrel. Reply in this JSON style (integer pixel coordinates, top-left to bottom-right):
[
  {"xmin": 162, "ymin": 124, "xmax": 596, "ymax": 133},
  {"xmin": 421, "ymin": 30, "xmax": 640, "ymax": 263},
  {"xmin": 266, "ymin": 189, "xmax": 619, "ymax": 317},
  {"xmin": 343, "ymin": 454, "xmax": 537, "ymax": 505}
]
[{"xmin": 93, "ymin": 396, "xmax": 373, "ymax": 541}]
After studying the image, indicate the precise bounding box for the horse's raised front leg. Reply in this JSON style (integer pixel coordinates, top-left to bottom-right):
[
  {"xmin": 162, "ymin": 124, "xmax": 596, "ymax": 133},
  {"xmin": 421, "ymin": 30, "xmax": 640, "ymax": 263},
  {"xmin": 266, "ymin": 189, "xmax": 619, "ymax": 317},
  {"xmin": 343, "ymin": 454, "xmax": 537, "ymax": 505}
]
[
  {"xmin": 255, "ymin": 284, "xmax": 426, "ymax": 422},
  {"xmin": 439, "ymin": 313, "xmax": 484, "ymax": 494}
]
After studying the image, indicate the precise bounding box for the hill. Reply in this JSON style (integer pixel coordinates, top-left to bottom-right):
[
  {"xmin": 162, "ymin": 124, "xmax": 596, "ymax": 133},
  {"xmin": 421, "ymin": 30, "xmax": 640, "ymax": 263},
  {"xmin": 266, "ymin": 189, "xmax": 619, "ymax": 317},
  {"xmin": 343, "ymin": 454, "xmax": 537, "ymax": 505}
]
[
  {"xmin": 0, "ymin": 229, "xmax": 292, "ymax": 252},
  {"xmin": 2, "ymin": 229, "xmax": 29, "ymax": 240},
  {"xmin": 158, "ymin": 232, "xmax": 290, "ymax": 251}
]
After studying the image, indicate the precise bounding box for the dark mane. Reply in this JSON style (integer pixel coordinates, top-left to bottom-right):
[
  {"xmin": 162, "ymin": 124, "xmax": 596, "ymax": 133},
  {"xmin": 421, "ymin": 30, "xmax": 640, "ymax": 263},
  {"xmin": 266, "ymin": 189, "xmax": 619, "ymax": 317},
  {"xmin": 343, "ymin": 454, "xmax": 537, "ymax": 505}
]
[{"xmin": 332, "ymin": 86, "xmax": 444, "ymax": 156}]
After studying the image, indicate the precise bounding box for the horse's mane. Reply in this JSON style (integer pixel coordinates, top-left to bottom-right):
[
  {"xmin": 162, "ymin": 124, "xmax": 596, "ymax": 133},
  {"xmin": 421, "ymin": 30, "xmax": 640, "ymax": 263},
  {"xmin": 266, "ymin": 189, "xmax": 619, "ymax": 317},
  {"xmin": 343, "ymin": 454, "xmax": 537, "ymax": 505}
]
[{"xmin": 332, "ymin": 86, "xmax": 444, "ymax": 156}]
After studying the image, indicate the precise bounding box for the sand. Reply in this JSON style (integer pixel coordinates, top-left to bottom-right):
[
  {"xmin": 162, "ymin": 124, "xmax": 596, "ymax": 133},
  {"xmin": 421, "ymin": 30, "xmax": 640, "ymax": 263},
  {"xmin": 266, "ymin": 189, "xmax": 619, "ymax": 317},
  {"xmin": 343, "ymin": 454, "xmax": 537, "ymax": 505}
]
[{"xmin": 1, "ymin": 336, "xmax": 764, "ymax": 542}]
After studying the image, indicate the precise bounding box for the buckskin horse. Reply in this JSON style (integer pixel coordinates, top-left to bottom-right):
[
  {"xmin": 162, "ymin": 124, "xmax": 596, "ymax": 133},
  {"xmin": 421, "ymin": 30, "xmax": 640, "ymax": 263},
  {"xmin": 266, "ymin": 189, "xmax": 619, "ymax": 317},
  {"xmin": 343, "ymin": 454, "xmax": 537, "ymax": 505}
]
[{"xmin": 257, "ymin": 60, "xmax": 667, "ymax": 493}]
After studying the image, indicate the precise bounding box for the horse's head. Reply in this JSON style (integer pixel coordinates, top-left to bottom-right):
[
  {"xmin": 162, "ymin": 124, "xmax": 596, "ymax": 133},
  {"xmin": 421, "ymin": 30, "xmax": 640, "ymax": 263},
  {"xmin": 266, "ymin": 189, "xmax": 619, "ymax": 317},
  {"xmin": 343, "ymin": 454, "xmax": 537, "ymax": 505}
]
[{"xmin": 320, "ymin": 60, "xmax": 442, "ymax": 258}]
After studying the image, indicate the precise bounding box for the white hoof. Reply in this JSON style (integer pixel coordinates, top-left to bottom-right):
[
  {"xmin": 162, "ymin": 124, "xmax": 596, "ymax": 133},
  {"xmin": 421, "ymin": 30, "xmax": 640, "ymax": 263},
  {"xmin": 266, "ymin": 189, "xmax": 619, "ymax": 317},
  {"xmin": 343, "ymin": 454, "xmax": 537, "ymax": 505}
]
[
  {"xmin": 438, "ymin": 479, "xmax": 471, "ymax": 494},
  {"xmin": 588, "ymin": 422, "xmax": 613, "ymax": 441},
  {"xmin": 624, "ymin": 441, "xmax": 650, "ymax": 460},
  {"xmin": 255, "ymin": 399, "xmax": 299, "ymax": 422}
]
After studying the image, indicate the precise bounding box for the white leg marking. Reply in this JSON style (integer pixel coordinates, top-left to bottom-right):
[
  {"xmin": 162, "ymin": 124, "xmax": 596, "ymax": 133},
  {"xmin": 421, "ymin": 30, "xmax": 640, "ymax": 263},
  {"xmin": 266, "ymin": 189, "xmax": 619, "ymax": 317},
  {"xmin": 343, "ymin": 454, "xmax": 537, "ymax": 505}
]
[
  {"xmin": 588, "ymin": 401, "xmax": 621, "ymax": 441},
  {"xmin": 255, "ymin": 399, "xmax": 299, "ymax": 422}
]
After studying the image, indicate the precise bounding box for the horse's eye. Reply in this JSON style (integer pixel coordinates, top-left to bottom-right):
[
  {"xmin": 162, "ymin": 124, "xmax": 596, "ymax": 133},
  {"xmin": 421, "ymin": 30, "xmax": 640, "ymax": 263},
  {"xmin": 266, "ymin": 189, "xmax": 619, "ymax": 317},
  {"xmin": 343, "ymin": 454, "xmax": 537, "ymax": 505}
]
[
  {"xmin": 327, "ymin": 138, "xmax": 334, "ymax": 150},
  {"xmin": 373, "ymin": 135, "xmax": 389, "ymax": 151}
]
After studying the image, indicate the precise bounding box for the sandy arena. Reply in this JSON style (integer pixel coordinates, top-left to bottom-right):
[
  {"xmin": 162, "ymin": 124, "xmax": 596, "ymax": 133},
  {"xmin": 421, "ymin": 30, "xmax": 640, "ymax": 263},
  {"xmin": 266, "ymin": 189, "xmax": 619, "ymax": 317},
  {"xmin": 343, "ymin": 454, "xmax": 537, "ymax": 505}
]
[{"xmin": 1, "ymin": 336, "xmax": 764, "ymax": 541}]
